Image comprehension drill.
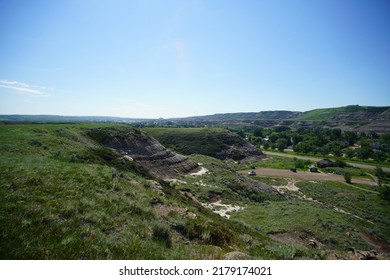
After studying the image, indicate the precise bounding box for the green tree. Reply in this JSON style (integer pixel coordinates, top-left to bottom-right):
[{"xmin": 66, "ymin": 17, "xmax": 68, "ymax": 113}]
[
  {"xmin": 332, "ymin": 146, "xmax": 342, "ymax": 157},
  {"xmin": 269, "ymin": 132, "xmax": 279, "ymax": 143},
  {"xmin": 373, "ymin": 151, "xmax": 386, "ymax": 163},
  {"xmin": 294, "ymin": 141, "xmax": 315, "ymax": 154},
  {"xmin": 344, "ymin": 148, "xmax": 355, "ymax": 158},
  {"xmin": 344, "ymin": 173, "xmax": 352, "ymax": 184},
  {"xmin": 276, "ymin": 138, "xmax": 288, "ymax": 152},
  {"xmin": 335, "ymin": 159, "xmax": 347, "ymax": 168},
  {"xmin": 356, "ymin": 147, "xmax": 373, "ymax": 160},
  {"xmin": 379, "ymin": 133, "xmax": 390, "ymax": 145},
  {"xmin": 291, "ymin": 133, "xmax": 303, "ymax": 145},
  {"xmin": 317, "ymin": 146, "xmax": 330, "ymax": 156},
  {"xmin": 344, "ymin": 131, "xmax": 358, "ymax": 146},
  {"xmin": 375, "ymin": 167, "xmax": 385, "ymax": 186},
  {"xmin": 253, "ymin": 128, "xmax": 264, "ymax": 137},
  {"xmin": 330, "ymin": 128, "xmax": 342, "ymax": 141},
  {"xmin": 379, "ymin": 185, "xmax": 390, "ymax": 201}
]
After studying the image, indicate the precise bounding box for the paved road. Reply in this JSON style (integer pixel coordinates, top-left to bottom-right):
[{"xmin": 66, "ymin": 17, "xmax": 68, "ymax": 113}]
[{"xmin": 264, "ymin": 151, "xmax": 390, "ymax": 173}]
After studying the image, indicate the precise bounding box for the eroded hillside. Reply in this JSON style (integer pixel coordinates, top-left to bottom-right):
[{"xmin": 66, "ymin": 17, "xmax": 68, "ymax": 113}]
[
  {"xmin": 0, "ymin": 123, "xmax": 287, "ymax": 260},
  {"xmin": 87, "ymin": 127, "xmax": 200, "ymax": 180},
  {"xmin": 143, "ymin": 127, "xmax": 265, "ymax": 160}
]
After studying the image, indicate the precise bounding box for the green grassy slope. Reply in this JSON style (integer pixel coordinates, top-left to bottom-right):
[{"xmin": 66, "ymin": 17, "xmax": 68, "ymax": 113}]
[
  {"xmin": 0, "ymin": 123, "xmax": 284, "ymax": 259},
  {"xmin": 1, "ymin": 123, "xmax": 389, "ymax": 259},
  {"xmin": 296, "ymin": 105, "xmax": 390, "ymax": 121},
  {"xmin": 230, "ymin": 179, "xmax": 390, "ymax": 258}
]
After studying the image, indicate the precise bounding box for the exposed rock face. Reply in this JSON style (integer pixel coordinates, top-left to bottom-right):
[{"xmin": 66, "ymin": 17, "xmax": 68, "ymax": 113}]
[{"xmin": 88, "ymin": 127, "xmax": 200, "ymax": 180}]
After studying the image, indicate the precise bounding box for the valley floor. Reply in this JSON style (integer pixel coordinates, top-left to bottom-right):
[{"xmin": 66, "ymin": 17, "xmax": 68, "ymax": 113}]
[
  {"xmin": 239, "ymin": 168, "xmax": 378, "ymax": 186},
  {"xmin": 264, "ymin": 151, "xmax": 390, "ymax": 173}
]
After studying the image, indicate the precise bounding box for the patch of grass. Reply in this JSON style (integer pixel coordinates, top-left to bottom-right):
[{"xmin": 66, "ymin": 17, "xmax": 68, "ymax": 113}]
[
  {"xmin": 0, "ymin": 155, "xmax": 161, "ymax": 259},
  {"xmin": 230, "ymin": 200, "xmax": 370, "ymax": 252},
  {"xmin": 251, "ymin": 176, "xmax": 288, "ymax": 186},
  {"xmin": 297, "ymin": 181, "xmax": 390, "ymax": 243},
  {"xmin": 324, "ymin": 167, "xmax": 369, "ymax": 178},
  {"xmin": 142, "ymin": 127, "xmax": 244, "ymax": 159},
  {"xmin": 231, "ymin": 156, "xmax": 301, "ymax": 171},
  {"xmin": 264, "ymin": 243, "xmax": 299, "ymax": 260},
  {"xmin": 152, "ymin": 222, "xmax": 172, "ymax": 248}
]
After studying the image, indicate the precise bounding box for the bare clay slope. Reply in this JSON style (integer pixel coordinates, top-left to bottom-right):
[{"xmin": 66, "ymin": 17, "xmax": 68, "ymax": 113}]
[{"xmin": 87, "ymin": 127, "xmax": 200, "ymax": 180}]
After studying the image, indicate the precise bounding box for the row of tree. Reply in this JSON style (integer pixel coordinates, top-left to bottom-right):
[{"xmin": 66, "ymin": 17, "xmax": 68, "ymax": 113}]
[{"xmin": 236, "ymin": 126, "xmax": 389, "ymax": 162}]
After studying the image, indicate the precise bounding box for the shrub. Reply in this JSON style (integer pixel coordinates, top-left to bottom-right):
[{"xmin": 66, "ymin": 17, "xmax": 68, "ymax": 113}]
[
  {"xmin": 231, "ymin": 150, "xmax": 245, "ymax": 161},
  {"xmin": 265, "ymin": 243, "xmax": 297, "ymax": 260},
  {"xmin": 334, "ymin": 159, "xmax": 346, "ymax": 168},
  {"xmin": 379, "ymin": 185, "xmax": 390, "ymax": 201},
  {"xmin": 152, "ymin": 222, "xmax": 172, "ymax": 248},
  {"xmin": 344, "ymin": 173, "xmax": 352, "ymax": 184}
]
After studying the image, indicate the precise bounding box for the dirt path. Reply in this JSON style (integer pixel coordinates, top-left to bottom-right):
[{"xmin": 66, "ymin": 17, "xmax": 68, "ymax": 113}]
[
  {"xmin": 264, "ymin": 151, "xmax": 390, "ymax": 172},
  {"xmin": 239, "ymin": 168, "xmax": 377, "ymax": 186}
]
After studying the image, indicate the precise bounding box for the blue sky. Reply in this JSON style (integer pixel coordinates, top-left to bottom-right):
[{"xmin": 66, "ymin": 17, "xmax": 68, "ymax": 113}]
[{"xmin": 1, "ymin": 0, "xmax": 389, "ymax": 118}]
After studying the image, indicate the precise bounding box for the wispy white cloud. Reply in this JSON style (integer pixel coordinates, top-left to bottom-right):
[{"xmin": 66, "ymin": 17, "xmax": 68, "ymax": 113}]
[{"xmin": 0, "ymin": 80, "xmax": 53, "ymax": 96}]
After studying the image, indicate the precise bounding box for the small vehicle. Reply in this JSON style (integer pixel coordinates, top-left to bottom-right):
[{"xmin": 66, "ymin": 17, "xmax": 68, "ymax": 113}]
[{"xmin": 248, "ymin": 170, "xmax": 256, "ymax": 176}]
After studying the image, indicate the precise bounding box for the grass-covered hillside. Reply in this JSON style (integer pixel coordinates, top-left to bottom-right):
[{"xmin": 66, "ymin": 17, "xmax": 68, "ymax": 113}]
[
  {"xmin": 174, "ymin": 154, "xmax": 390, "ymax": 259},
  {"xmin": 296, "ymin": 105, "xmax": 390, "ymax": 121},
  {"xmin": 0, "ymin": 123, "xmax": 290, "ymax": 260},
  {"xmin": 142, "ymin": 127, "xmax": 263, "ymax": 160},
  {"xmin": 1, "ymin": 123, "xmax": 389, "ymax": 260}
]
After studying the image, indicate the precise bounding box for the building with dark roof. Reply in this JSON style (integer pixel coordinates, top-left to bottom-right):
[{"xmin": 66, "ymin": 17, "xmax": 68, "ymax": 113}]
[{"xmin": 317, "ymin": 158, "xmax": 334, "ymax": 168}]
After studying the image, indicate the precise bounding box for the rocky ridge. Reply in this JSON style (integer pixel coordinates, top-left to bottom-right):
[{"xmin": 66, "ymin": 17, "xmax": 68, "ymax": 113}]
[{"xmin": 88, "ymin": 127, "xmax": 200, "ymax": 180}]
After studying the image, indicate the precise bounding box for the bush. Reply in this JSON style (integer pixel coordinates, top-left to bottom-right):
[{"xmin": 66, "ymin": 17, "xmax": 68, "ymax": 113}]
[
  {"xmin": 344, "ymin": 173, "xmax": 352, "ymax": 184},
  {"xmin": 173, "ymin": 219, "xmax": 233, "ymax": 246},
  {"xmin": 334, "ymin": 159, "xmax": 346, "ymax": 168},
  {"xmin": 294, "ymin": 159, "xmax": 311, "ymax": 169},
  {"xmin": 379, "ymin": 185, "xmax": 390, "ymax": 201},
  {"xmin": 152, "ymin": 223, "xmax": 172, "ymax": 248},
  {"xmin": 231, "ymin": 150, "xmax": 245, "ymax": 161},
  {"xmin": 375, "ymin": 167, "xmax": 385, "ymax": 178}
]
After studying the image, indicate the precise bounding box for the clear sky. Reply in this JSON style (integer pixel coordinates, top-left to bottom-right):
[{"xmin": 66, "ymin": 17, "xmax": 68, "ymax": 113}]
[{"xmin": 1, "ymin": 0, "xmax": 389, "ymax": 118}]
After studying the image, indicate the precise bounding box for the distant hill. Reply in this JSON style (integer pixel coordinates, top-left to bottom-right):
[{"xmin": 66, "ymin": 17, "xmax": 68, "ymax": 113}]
[
  {"xmin": 295, "ymin": 105, "xmax": 390, "ymax": 132},
  {"xmin": 177, "ymin": 105, "xmax": 389, "ymax": 122},
  {"xmin": 0, "ymin": 115, "xmax": 147, "ymax": 123},
  {"xmin": 179, "ymin": 110, "xmax": 302, "ymax": 122},
  {"xmin": 1, "ymin": 105, "xmax": 389, "ymax": 132},
  {"xmin": 297, "ymin": 105, "xmax": 390, "ymax": 121},
  {"xmin": 169, "ymin": 105, "xmax": 390, "ymax": 132}
]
